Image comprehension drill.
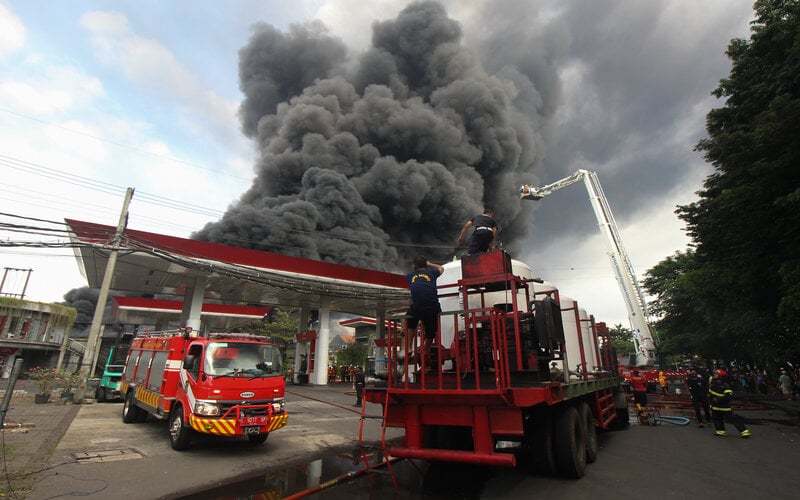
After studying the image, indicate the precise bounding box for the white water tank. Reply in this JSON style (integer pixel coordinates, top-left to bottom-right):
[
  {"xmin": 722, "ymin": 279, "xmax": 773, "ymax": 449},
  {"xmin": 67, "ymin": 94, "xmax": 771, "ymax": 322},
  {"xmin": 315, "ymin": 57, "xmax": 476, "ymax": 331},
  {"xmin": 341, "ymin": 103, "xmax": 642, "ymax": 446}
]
[{"xmin": 559, "ymin": 297, "xmax": 598, "ymax": 376}]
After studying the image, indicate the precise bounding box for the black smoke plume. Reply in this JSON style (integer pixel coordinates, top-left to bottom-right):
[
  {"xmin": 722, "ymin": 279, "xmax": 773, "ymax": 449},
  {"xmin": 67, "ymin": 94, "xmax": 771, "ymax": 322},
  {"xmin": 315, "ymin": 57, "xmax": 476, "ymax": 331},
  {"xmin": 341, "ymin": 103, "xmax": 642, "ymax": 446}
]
[{"xmin": 194, "ymin": 1, "xmax": 552, "ymax": 271}]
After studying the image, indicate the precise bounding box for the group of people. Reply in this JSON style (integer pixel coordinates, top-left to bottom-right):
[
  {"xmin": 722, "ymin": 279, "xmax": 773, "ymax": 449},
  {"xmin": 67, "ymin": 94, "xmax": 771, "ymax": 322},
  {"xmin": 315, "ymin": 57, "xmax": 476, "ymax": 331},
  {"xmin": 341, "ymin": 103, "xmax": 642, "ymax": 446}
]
[
  {"xmin": 630, "ymin": 367, "xmax": 751, "ymax": 437},
  {"xmin": 327, "ymin": 364, "xmax": 363, "ymax": 384},
  {"xmin": 717, "ymin": 366, "xmax": 799, "ymax": 398}
]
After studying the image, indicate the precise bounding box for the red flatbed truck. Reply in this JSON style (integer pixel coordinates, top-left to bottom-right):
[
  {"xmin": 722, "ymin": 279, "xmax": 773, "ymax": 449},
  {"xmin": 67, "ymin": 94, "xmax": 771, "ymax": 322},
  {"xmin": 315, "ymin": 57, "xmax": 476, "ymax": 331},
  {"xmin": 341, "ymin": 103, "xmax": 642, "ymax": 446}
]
[
  {"xmin": 120, "ymin": 329, "xmax": 288, "ymax": 450},
  {"xmin": 364, "ymin": 250, "xmax": 628, "ymax": 477}
]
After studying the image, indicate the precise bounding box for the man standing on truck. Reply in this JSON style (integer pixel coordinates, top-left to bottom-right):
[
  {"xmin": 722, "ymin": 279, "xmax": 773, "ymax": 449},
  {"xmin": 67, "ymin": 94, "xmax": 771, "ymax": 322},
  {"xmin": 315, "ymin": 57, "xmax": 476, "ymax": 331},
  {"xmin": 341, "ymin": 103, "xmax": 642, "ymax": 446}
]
[
  {"xmin": 406, "ymin": 256, "xmax": 444, "ymax": 362},
  {"xmin": 456, "ymin": 208, "xmax": 497, "ymax": 254}
]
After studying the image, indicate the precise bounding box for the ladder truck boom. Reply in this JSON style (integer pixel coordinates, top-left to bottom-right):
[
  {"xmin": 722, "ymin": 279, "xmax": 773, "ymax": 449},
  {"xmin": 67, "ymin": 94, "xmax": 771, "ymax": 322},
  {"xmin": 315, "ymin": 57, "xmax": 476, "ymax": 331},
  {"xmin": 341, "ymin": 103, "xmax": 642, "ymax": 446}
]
[{"xmin": 520, "ymin": 169, "xmax": 656, "ymax": 367}]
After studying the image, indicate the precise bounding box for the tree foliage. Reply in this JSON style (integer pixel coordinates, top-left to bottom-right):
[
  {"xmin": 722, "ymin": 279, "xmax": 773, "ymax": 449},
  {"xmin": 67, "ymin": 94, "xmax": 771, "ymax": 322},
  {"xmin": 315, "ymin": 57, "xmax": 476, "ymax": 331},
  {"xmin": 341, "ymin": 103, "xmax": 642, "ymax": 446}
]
[
  {"xmin": 608, "ymin": 323, "xmax": 635, "ymax": 357},
  {"xmin": 647, "ymin": 0, "xmax": 800, "ymax": 367},
  {"xmin": 335, "ymin": 343, "xmax": 368, "ymax": 368},
  {"xmin": 239, "ymin": 307, "xmax": 299, "ymax": 353}
]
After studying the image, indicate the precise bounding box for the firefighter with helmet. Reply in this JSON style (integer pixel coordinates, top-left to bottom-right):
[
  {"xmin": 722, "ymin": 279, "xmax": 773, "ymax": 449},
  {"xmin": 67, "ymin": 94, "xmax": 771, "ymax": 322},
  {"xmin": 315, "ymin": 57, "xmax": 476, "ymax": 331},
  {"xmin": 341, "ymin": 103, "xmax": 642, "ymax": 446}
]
[{"xmin": 708, "ymin": 369, "xmax": 751, "ymax": 438}]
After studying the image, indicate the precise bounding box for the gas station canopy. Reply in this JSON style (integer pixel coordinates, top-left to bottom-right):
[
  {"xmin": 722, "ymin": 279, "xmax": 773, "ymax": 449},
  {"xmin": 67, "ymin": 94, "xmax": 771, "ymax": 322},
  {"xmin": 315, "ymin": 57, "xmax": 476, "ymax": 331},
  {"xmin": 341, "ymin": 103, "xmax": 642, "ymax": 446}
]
[{"xmin": 66, "ymin": 219, "xmax": 411, "ymax": 317}]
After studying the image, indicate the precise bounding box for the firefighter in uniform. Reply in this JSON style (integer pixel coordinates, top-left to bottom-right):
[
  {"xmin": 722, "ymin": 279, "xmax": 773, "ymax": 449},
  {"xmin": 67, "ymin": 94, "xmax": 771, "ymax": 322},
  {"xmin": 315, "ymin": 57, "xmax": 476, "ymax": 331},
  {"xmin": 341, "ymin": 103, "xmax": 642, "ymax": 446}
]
[
  {"xmin": 630, "ymin": 370, "xmax": 648, "ymax": 414},
  {"xmin": 708, "ymin": 369, "xmax": 751, "ymax": 437}
]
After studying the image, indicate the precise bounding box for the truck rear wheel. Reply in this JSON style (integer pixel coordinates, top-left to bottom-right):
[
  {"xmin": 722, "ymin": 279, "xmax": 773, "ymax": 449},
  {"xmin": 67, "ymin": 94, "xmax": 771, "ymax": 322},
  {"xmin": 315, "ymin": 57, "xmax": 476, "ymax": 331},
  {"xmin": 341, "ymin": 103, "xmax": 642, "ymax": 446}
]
[
  {"xmin": 553, "ymin": 406, "xmax": 586, "ymax": 478},
  {"xmin": 169, "ymin": 406, "xmax": 193, "ymax": 451},
  {"xmin": 579, "ymin": 402, "xmax": 598, "ymax": 463},
  {"xmin": 122, "ymin": 391, "xmax": 143, "ymax": 423},
  {"xmin": 247, "ymin": 433, "xmax": 269, "ymax": 445}
]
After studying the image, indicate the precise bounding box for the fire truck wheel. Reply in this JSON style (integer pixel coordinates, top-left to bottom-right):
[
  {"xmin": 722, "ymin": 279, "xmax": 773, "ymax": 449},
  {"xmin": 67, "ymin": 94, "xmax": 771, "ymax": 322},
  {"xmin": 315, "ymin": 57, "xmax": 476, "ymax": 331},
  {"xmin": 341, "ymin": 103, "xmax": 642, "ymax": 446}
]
[
  {"xmin": 553, "ymin": 405, "xmax": 587, "ymax": 479},
  {"xmin": 579, "ymin": 402, "xmax": 598, "ymax": 463},
  {"xmin": 247, "ymin": 433, "xmax": 269, "ymax": 445},
  {"xmin": 122, "ymin": 391, "xmax": 144, "ymax": 423},
  {"xmin": 526, "ymin": 408, "xmax": 557, "ymax": 476},
  {"xmin": 169, "ymin": 407, "xmax": 193, "ymax": 451}
]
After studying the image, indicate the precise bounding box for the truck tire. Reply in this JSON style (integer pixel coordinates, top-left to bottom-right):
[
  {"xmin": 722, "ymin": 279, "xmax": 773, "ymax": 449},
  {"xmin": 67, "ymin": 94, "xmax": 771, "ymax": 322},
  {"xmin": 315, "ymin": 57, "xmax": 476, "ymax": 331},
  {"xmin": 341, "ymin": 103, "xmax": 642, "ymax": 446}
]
[
  {"xmin": 247, "ymin": 433, "xmax": 269, "ymax": 445},
  {"xmin": 526, "ymin": 409, "xmax": 557, "ymax": 476},
  {"xmin": 122, "ymin": 391, "xmax": 143, "ymax": 423},
  {"xmin": 579, "ymin": 402, "xmax": 598, "ymax": 463},
  {"xmin": 553, "ymin": 406, "xmax": 586, "ymax": 478},
  {"xmin": 169, "ymin": 406, "xmax": 192, "ymax": 451},
  {"xmin": 611, "ymin": 389, "xmax": 630, "ymax": 430},
  {"xmin": 95, "ymin": 386, "xmax": 106, "ymax": 402}
]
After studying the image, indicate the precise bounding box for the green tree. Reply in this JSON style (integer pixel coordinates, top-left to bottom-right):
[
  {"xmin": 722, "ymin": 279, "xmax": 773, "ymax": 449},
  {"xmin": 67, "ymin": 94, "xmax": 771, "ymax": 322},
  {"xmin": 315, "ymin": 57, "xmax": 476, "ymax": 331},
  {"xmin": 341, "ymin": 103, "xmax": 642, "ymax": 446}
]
[
  {"xmin": 335, "ymin": 343, "xmax": 367, "ymax": 368},
  {"xmin": 642, "ymin": 250, "xmax": 718, "ymax": 361},
  {"xmin": 239, "ymin": 307, "xmax": 300, "ymax": 367},
  {"xmin": 661, "ymin": 0, "xmax": 800, "ymax": 366},
  {"xmin": 608, "ymin": 323, "xmax": 635, "ymax": 358}
]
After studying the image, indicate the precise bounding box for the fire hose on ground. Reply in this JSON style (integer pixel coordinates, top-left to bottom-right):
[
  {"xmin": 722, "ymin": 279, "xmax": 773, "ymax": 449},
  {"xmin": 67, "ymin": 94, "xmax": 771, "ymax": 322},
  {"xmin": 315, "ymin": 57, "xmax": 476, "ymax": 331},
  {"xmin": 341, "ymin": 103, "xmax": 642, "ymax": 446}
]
[{"xmin": 282, "ymin": 457, "xmax": 404, "ymax": 499}]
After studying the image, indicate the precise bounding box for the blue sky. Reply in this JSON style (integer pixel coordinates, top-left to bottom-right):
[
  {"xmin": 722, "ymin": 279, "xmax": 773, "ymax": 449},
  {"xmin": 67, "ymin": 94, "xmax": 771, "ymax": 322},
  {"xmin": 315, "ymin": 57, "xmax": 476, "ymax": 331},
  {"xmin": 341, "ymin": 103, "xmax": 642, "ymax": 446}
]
[{"xmin": 0, "ymin": 1, "xmax": 756, "ymax": 327}]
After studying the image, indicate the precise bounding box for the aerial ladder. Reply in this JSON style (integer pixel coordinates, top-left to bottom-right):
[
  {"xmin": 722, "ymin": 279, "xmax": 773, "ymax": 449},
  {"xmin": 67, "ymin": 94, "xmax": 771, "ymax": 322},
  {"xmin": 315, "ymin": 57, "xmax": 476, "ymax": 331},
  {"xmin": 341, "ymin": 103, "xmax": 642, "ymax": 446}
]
[{"xmin": 520, "ymin": 169, "xmax": 657, "ymax": 367}]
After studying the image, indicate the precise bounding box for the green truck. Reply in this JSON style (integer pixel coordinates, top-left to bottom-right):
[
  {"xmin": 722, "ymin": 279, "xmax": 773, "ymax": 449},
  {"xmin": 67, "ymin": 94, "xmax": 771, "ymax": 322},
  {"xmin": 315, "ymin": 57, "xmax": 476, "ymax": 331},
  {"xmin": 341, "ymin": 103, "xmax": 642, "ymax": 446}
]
[{"xmin": 95, "ymin": 347, "xmax": 125, "ymax": 402}]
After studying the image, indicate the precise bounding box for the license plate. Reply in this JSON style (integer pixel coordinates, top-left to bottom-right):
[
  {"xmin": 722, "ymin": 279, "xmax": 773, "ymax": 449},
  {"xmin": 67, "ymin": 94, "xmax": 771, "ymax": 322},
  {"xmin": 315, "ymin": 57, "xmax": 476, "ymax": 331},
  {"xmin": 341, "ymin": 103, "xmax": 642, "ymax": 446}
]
[
  {"xmin": 244, "ymin": 426, "xmax": 261, "ymax": 435},
  {"xmin": 240, "ymin": 416, "xmax": 268, "ymax": 426}
]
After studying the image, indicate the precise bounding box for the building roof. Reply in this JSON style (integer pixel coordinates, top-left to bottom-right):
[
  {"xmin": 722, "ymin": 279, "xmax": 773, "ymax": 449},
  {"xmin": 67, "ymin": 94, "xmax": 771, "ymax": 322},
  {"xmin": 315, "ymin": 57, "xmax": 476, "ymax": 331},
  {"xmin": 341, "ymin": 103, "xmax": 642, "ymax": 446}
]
[
  {"xmin": 111, "ymin": 296, "xmax": 270, "ymax": 331},
  {"xmin": 66, "ymin": 219, "xmax": 410, "ymax": 317}
]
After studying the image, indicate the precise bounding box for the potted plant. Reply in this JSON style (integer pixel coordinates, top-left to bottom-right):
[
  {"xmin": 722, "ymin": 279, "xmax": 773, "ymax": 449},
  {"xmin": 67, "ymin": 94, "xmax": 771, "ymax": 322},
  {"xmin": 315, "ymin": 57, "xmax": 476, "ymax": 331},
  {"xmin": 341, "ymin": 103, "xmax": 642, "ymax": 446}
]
[
  {"xmin": 56, "ymin": 369, "xmax": 81, "ymax": 403},
  {"xmin": 27, "ymin": 366, "xmax": 57, "ymax": 403}
]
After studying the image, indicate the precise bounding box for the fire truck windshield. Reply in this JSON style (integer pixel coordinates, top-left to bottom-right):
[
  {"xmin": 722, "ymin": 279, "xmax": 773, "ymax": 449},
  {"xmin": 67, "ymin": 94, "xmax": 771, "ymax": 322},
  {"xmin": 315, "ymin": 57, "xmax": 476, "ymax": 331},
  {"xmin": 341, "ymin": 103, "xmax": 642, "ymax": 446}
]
[{"xmin": 204, "ymin": 342, "xmax": 283, "ymax": 378}]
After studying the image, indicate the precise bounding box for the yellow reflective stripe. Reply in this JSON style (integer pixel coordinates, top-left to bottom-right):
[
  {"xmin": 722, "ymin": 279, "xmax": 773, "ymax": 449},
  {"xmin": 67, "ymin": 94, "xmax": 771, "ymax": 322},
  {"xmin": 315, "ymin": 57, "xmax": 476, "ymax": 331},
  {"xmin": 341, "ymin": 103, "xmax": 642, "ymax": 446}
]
[
  {"xmin": 188, "ymin": 413, "xmax": 289, "ymax": 436},
  {"xmin": 135, "ymin": 386, "xmax": 160, "ymax": 409},
  {"xmin": 268, "ymin": 414, "xmax": 289, "ymax": 431}
]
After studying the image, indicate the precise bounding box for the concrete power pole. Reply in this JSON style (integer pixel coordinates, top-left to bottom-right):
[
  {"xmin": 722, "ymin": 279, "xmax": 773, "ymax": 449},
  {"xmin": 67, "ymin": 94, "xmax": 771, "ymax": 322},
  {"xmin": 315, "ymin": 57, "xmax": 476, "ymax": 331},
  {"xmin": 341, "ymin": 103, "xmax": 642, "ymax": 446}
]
[{"xmin": 75, "ymin": 187, "xmax": 134, "ymax": 401}]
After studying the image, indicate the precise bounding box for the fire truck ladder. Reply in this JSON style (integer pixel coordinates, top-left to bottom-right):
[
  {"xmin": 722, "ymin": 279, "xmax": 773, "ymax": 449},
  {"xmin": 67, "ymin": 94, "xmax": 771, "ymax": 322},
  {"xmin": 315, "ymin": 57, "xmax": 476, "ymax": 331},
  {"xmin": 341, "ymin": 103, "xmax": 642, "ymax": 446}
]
[{"xmin": 357, "ymin": 390, "xmax": 398, "ymax": 488}]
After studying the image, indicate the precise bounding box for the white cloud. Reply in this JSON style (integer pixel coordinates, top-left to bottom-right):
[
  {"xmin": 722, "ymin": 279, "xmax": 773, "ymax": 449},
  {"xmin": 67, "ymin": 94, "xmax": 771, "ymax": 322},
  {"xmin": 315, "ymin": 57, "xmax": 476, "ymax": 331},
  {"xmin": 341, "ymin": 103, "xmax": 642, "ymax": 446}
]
[
  {"xmin": 80, "ymin": 10, "xmax": 241, "ymax": 142},
  {"xmin": 80, "ymin": 11, "xmax": 130, "ymax": 37},
  {"xmin": 0, "ymin": 2, "xmax": 25, "ymax": 60},
  {"xmin": 0, "ymin": 81, "xmax": 72, "ymax": 115},
  {"xmin": 315, "ymin": 0, "xmax": 403, "ymax": 52}
]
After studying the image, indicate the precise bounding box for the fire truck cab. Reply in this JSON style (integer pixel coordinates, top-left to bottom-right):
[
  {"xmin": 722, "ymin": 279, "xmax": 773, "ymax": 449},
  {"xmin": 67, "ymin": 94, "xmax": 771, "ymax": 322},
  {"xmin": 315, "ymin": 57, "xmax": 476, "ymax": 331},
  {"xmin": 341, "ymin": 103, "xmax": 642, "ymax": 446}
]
[{"xmin": 120, "ymin": 329, "xmax": 288, "ymax": 450}]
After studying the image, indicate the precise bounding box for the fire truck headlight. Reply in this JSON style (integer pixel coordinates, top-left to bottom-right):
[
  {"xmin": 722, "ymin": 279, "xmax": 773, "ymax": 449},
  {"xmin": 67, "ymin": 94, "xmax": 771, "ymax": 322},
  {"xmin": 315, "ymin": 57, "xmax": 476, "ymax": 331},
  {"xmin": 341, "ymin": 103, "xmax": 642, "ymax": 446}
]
[
  {"xmin": 194, "ymin": 401, "xmax": 220, "ymax": 416},
  {"xmin": 271, "ymin": 398, "xmax": 284, "ymax": 413}
]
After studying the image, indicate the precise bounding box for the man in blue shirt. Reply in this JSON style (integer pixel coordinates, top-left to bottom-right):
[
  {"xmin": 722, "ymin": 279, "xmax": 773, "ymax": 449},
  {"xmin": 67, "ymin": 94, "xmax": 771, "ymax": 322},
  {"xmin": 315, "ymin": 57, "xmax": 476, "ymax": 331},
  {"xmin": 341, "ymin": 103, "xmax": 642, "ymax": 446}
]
[
  {"xmin": 457, "ymin": 208, "xmax": 497, "ymax": 254},
  {"xmin": 406, "ymin": 256, "xmax": 444, "ymax": 361}
]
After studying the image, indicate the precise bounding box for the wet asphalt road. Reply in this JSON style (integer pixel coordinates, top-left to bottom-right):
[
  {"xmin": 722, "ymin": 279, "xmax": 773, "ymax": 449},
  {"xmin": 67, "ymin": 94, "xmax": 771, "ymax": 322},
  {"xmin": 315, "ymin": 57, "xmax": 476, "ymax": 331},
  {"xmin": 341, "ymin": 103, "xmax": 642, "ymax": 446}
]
[{"xmin": 22, "ymin": 385, "xmax": 800, "ymax": 499}]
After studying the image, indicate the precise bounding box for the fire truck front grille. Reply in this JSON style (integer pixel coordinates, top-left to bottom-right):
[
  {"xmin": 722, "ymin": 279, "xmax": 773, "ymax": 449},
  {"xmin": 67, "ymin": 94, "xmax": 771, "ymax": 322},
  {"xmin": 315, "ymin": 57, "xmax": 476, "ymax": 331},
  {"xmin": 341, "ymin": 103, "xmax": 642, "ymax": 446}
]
[{"xmin": 220, "ymin": 400, "xmax": 271, "ymax": 417}]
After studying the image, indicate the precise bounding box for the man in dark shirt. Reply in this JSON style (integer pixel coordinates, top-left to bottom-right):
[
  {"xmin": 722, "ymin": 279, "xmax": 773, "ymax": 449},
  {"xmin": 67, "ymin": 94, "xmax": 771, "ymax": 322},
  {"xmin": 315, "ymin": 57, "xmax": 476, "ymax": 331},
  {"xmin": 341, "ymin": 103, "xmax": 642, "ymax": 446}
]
[
  {"xmin": 457, "ymin": 208, "xmax": 497, "ymax": 254},
  {"xmin": 686, "ymin": 368, "xmax": 712, "ymax": 428},
  {"xmin": 353, "ymin": 366, "xmax": 365, "ymax": 407},
  {"xmin": 406, "ymin": 256, "xmax": 444, "ymax": 361}
]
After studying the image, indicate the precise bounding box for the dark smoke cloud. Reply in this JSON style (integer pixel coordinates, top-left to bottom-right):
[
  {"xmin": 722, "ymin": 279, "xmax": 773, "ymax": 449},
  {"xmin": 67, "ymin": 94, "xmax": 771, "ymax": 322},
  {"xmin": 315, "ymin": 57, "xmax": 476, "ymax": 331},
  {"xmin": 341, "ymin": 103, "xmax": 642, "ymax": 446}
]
[
  {"xmin": 194, "ymin": 1, "xmax": 559, "ymax": 271},
  {"xmin": 61, "ymin": 286, "xmax": 99, "ymax": 323}
]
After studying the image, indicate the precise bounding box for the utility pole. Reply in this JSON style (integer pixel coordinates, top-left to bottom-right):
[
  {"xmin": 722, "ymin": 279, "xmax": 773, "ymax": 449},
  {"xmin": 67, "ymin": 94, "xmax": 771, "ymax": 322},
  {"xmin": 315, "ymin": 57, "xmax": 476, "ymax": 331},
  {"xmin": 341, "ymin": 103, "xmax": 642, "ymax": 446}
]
[{"xmin": 75, "ymin": 187, "xmax": 134, "ymax": 401}]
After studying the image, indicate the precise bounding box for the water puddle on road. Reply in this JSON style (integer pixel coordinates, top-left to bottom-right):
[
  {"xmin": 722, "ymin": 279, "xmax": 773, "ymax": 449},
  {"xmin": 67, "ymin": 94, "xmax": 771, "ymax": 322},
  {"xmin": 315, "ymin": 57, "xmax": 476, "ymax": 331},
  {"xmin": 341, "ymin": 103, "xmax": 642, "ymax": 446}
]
[{"xmin": 175, "ymin": 446, "xmax": 491, "ymax": 499}]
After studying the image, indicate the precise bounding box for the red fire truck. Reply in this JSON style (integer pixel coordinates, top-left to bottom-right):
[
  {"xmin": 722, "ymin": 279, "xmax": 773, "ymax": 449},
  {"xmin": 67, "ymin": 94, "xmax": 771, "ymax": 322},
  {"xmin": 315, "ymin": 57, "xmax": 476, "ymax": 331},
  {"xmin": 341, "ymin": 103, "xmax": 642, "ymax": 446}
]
[
  {"xmin": 120, "ymin": 329, "xmax": 288, "ymax": 450},
  {"xmin": 365, "ymin": 250, "xmax": 628, "ymax": 478}
]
